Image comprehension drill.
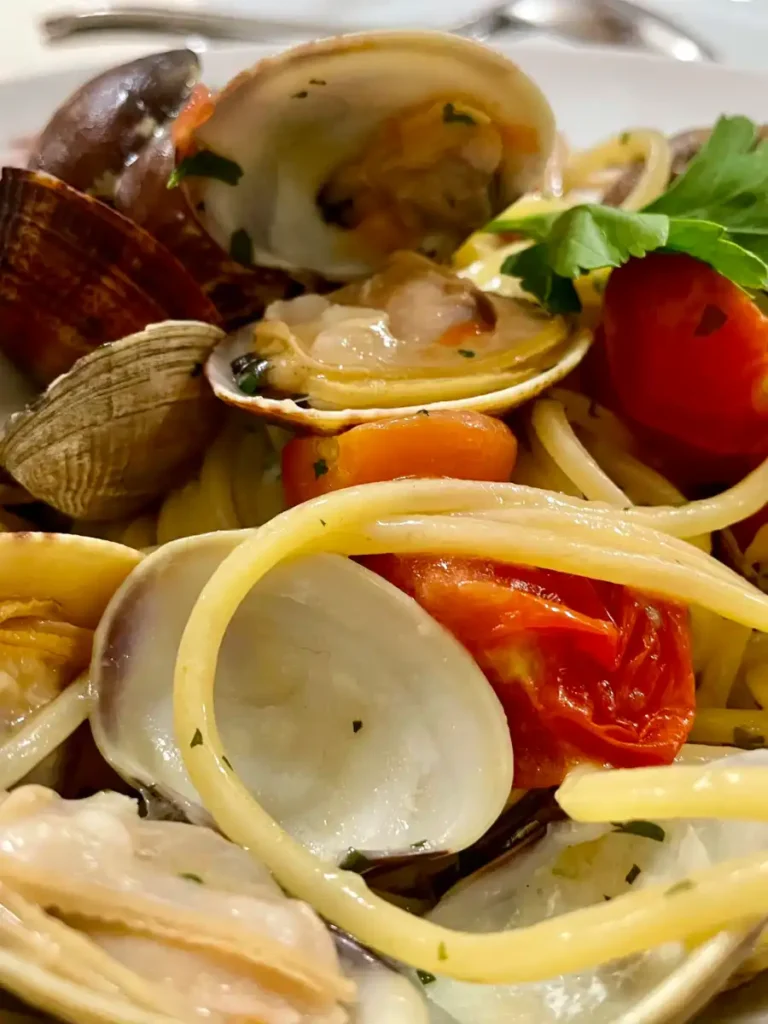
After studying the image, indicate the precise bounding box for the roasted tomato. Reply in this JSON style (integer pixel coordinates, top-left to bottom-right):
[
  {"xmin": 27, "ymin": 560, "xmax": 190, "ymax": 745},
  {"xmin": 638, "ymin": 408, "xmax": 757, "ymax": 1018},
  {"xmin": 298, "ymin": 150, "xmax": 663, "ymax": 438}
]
[
  {"xmin": 282, "ymin": 413, "xmax": 695, "ymax": 788},
  {"xmin": 281, "ymin": 410, "xmax": 518, "ymax": 506},
  {"xmin": 599, "ymin": 252, "xmax": 768, "ymax": 485},
  {"xmin": 364, "ymin": 556, "xmax": 695, "ymax": 788},
  {"xmin": 171, "ymin": 84, "xmax": 215, "ymax": 157}
]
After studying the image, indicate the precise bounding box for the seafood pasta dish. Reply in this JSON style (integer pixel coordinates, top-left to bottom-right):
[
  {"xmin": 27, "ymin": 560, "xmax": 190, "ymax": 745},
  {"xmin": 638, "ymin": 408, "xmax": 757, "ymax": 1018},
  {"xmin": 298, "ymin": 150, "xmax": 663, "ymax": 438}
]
[{"xmin": 0, "ymin": 30, "xmax": 768, "ymax": 1024}]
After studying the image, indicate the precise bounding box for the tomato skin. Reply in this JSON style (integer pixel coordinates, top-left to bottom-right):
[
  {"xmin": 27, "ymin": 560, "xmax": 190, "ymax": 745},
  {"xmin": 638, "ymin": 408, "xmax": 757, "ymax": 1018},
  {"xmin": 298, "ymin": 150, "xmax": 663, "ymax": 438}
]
[
  {"xmin": 171, "ymin": 84, "xmax": 215, "ymax": 157},
  {"xmin": 366, "ymin": 555, "xmax": 695, "ymax": 788},
  {"xmin": 281, "ymin": 410, "xmax": 518, "ymax": 507},
  {"xmin": 602, "ymin": 253, "xmax": 768, "ymax": 474}
]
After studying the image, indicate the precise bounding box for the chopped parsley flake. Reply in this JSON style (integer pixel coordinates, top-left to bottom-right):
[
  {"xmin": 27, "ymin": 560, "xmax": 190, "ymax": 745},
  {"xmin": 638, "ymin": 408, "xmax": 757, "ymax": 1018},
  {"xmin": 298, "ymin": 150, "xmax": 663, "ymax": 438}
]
[
  {"xmin": 666, "ymin": 879, "xmax": 695, "ymax": 896},
  {"xmin": 319, "ymin": 519, "xmax": 327, "ymax": 527},
  {"xmin": 313, "ymin": 458, "xmax": 329, "ymax": 479},
  {"xmin": 410, "ymin": 839, "xmax": 428, "ymax": 851},
  {"xmin": 339, "ymin": 848, "xmax": 375, "ymax": 872},
  {"xmin": 179, "ymin": 872, "xmax": 204, "ymax": 884},
  {"xmin": 167, "ymin": 150, "xmax": 243, "ymax": 188},
  {"xmin": 190, "ymin": 729, "xmax": 203, "ymax": 748},
  {"xmin": 443, "ymin": 102, "xmax": 476, "ymax": 126},
  {"xmin": 309, "ymin": 78, "xmax": 327, "ymax": 85},
  {"xmin": 625, "ymin": 864, "xmax": 642, "ymax": 885},
  {"xmin": 733, "ymin": 726, "xmax": 765, "ymax": 749},
  {"xmin": 620, "ymin": 131, "xmax": 631, "ymax": 145},
  {"xmin": 229, "ymin": 228, "xmax": 253, "ymax": 266},
  {"xmin": 417, "ymin": 409, "xmax": 430, "ymax": 417},
  {"xmin": 222, "ymin": 756, "xmax": 233, "ymax": 770},
  {"xmin": 437, "ymin": 941, "xmax": 449, "ymax": 961},
  {"xmin": 417, "ymin": 970, "xmax": 436, "ymax": 985},
  {"xmin": 457, "ymin": 349, "xmax": 476, "ymax": 358},
  {"xmin": 352, "ymin": 720, "xmax": 363, "ymax": 734},
  {"xmin": 292, "ymin": 90, "xmax": 309, "ymax": 99},
  {"xmin": 611, "ymin": 820, "xmax": 666, "ymax": 843}
]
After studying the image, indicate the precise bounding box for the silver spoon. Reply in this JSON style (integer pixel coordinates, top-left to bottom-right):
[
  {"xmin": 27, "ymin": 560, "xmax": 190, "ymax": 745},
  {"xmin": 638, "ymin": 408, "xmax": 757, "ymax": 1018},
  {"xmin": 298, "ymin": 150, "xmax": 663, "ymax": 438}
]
[{"xmin": 42, "ymin": 0, "xmax": 716, "ymax": 62}]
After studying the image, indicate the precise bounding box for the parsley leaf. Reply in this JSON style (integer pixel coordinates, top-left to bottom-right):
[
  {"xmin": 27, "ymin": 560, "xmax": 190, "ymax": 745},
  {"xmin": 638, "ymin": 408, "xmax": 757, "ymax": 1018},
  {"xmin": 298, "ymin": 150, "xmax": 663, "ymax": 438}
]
[
  {"xmin": 417, "ymin": 970, "xmax": 436, "ymax": 986},
  {"xmin": 612, "ymin": 820, "xmax": 666, "ymax": 843},
  {"xmin": 168, "ymin": 150, "xmax": 243, "ymax": 188},
  {"xmin": 443, "ymin": 103, "xmax": 475, "ymax": 126},
  {"xmin": 501, "ymin": 244, "xmax": 581, "ymax": 315},
  {"xmin": 497, "ymin": 115, "xmax": 768, "ymax": 310}
]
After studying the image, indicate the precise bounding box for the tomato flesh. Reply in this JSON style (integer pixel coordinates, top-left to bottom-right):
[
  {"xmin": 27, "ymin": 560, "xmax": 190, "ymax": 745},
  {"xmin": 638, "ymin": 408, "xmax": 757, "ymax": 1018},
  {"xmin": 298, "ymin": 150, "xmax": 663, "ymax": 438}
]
[
  {"xmin": 600, "ymin": 253, "xmax": 768, "ymax": 483},
  {"xmin": 366, "ymin": 555, "xmax": 696, "ymax": 788}
]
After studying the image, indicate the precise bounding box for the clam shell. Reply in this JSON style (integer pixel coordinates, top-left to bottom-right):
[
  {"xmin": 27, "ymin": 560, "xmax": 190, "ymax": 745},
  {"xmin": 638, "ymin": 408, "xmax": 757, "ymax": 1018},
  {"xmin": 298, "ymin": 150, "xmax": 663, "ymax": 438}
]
[
  {"xmin": 0, "ymin": 168, "xmax": 219, "ymax": 386},
  {"xmin": 28, "ymin": 49, "xmax": 201, "ymax": 198},
  {"xmin": 0, "ymin": 320, "xmax": 225, "ymax": 520},
  {"xmin": 114, "ymin": 125, "xmax": 311, "ymax": 327},
  {"xmin": 190, "ymin": 31, "xmax": 556, "ymax": 280},
  {"xmin": 206, "ymin": 325, "xmax": 591, "ymax": 434},
  {"xmin": 0, "ymin": 532, "xmax": 140, "ymax": 792},
  {"xmin": 90, "ymin": 534, "xmax": 513, "ymax": 862}
]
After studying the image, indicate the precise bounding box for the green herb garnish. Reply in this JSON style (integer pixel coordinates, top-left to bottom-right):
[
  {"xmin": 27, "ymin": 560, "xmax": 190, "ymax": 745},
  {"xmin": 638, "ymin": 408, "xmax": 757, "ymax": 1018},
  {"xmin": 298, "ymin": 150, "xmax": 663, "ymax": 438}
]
[
  {"xmin": 231, "ymin": 353, "xmax": 270, "ymax": 397},
  {"xmin": 352, "ymin": 720, "xmax": 363, "ymax": 734},
  {"xmin": 229, "ymin": 228, "xmax": 253, "ymax": 266},
  {"xmin": 339, "ymin": 848, "xmax": 375, "ymax": 872},
  {"xmin": 313, "ymin": 458, "xmax": 329, "ymax": 479},
  {"xmin": 292, "ymin": 90, "xmax": 309, "ymax": 99},
  {"xmin": 666, "ymin": 879, "xmax": 695, "ymax": 896},
  {"xmin": 443, "ymin": 102, "xmax": 476, "ymax": 126},
  {"xmin": 410, "ymin": 839, "xmax": 428, "ymax": 851},
  {"xmin": 611, "ymin": 820, "xmax": 666, "ymax": 843},
  {"xmin": 457, "ymin": 348, "xmax": 476, "ymax": 358},
  {"xmin": 417, "ymin": 970, "xmax": 437, "ymax": 985},
  {"xmin": 179, "ymin": 872, "xmax": 204, "ymax": 884},
  {"xmin": 168, "ymin": 150, "xmax": 243, "ymax": 188},
  {"xmin": 190, "ymin": 728, "xmax": 203, "ymax": 748},
  {"xmin": 495, "ymin": 116, "xmax": 768, "ymax": 311},
  {"xmin": 625, "ymin": 863, "xmax": 641, "ymax": 885},
  {"xmin": 222, "ymin": 755, "xmax": 233, "ymax": 770},
  {"xmin": 437, "ymin": 941, "xmax": 449, "ymax": 961},
  {"xmin": 733, "ymin": 726, "xmax": 765, "ymax": 749},
  {"xmin": 417, "ymin": 409, "xmax": 430, "ymax": 417}
]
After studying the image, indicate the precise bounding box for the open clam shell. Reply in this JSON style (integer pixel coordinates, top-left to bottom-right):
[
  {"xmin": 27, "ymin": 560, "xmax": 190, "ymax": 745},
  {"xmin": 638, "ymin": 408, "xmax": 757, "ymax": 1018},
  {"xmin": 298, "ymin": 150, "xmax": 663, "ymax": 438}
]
[
  {"xmin": 0, "ymin": 533, "xmax": 140, "ymax": 793},
  {"xmin": 114, "ymin": 124, "xmax": 309, "ymax": 327},
  {"xmin": 207, "ymin": 318, "xmax": 590, "ymax": 434},
  {"xmin": 28, "ymin": 49, "xmax": 201, "ymax": 199},
  {"xmin": 0, "ymin": 320, "xmax": 225, "ymax": 521},
  {"xmin": 90, "ymin": 532, "xmax": 514, "ymax": 862},
  {"xmin": 187, "ymin": 31, "xmax": 555, "ymax": 281},
  {"xmin": 424, "ymin": 757, "xmax": 768, "ymax": 1024},
  {"xmin": 0, "ymin": 168, "xmax": 219, "ymax": 386}
]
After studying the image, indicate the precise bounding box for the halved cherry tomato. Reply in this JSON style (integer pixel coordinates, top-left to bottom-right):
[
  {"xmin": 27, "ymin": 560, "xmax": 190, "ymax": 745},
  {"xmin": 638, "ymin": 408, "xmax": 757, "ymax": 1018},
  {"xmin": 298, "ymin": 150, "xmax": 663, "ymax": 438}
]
[
  {"xmin": 364, "ymin": 555, "xmax": 695, "ymax": 788},
  {"xmin": 599, "ymin": 253, "xmax": 768, "ymax": 486},
  {"xmin": 171, "ymin": 84, "xmax": 216, "ymax": 157},
  {"xmin": 281, "ymin": 410, "xmax": 518, "ymax": 507},
  {"xmin": 282, "ymin": 411, "xmax": 695, "ymax": 789}
]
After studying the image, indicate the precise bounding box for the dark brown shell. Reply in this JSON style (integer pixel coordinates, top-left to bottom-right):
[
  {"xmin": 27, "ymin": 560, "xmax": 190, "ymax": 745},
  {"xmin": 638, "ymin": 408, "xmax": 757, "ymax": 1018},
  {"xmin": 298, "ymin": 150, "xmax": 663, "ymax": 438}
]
[
  {"xmin": 0, "ymin": 168, "xmax": 219, "ymax": 386},
  {"xmin": 114, "ymin": 126, "xmax": 315, "ymax": 327},
  {"xmin": 28, "ymin": 49, "xmax": 201, "ymax": 199}
]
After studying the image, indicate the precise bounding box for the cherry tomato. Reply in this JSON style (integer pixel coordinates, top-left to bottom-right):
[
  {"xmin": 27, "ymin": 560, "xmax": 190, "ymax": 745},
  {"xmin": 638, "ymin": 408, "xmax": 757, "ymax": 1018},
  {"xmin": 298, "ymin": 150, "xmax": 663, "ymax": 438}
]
[
  {"xmin": 365, "ymin": 555, "xmax": 695, "ymax": 788},
  {"xmin": 600, "ymin": 253, "xmax": 768, "ymax": 484},
  {"xmin": 171, "ymin": 84, "xmax": 215, "ymax": 157},
  {"xmin": 281, "ymin": 410, "xmax": 518, "ymax": 506}
]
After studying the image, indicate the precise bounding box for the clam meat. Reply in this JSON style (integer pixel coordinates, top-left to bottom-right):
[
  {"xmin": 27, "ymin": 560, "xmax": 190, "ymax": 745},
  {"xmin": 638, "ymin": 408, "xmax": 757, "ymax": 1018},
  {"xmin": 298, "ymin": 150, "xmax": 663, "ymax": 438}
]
[{"xmin": 0, "ymin": 785, "xmax": 430, "ymax": 1023}]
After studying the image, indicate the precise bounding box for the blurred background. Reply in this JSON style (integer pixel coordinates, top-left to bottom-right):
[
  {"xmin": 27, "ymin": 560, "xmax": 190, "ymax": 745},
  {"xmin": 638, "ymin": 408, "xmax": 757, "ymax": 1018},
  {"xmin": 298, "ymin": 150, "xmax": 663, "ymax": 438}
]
[{"xmin": 7, "ymin": 0, "xmax": 768, "ymax": 83}]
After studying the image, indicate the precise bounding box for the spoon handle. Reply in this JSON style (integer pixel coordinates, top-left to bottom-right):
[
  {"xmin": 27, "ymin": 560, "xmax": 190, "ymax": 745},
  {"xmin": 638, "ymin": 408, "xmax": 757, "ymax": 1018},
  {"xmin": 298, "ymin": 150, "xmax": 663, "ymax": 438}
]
[{"xmin": 42, "ymin": 5, "xmax": 349, "ymax": 43}]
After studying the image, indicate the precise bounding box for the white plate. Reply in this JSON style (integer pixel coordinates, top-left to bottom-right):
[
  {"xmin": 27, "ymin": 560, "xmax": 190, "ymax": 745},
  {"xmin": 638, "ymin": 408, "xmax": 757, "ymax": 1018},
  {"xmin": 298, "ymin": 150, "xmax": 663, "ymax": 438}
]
[
  {"xmin": 1, "ymin": 37, "xmax": 768, "ymax": 1022},
  {"xmin": 3, "ymin": 38, "xmax": 768, "ymax": 167}
]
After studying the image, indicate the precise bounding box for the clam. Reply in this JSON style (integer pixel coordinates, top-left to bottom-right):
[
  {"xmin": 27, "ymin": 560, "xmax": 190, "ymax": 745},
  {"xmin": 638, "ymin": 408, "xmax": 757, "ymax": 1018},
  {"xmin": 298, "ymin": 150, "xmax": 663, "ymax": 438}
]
[
  {"xmin": 28, "ymin": 49, "xmax": 202, "ymax": 199},
  {"xmin": 184, "ymin": 31, "xmax": 554, "ymax": 280},
  {"xmin": 423, "ymin": 750, "xmax": 768, "ymax": 1024},
  {"xmin": 0, "ymin": 784, "xmax": 430, "ymax": 1023},
  {"xmin": 0, "ymin": 168, "xmax": 219, "ymax": 386},
  {"xmin": 207, "ymin": 251, "xmax": 591, "ymax": 433},
  {"xmin": 0, "ymin": 532, "xmax": 140, "ymax": 792},
  {"xmin": 0, "ymin": 320, "xmax": 225, "ymax": 521},
  {"xmin": 90, "ymin": 532, "xmax": 514, "ymax": 862}
]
